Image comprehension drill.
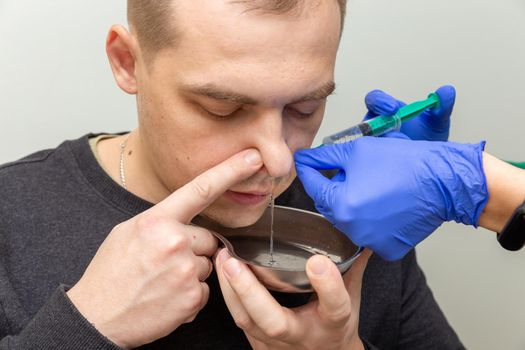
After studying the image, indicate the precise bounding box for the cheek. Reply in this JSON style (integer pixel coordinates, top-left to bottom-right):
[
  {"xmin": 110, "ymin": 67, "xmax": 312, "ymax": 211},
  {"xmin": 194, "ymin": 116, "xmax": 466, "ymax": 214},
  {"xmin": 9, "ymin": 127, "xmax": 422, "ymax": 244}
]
[
  {"xmin": 138, "ymin": 93, "xmax": 238, "ymax": 188},
  {"xmin": 161, "ymin": 135, "xmax": 238, "ymax": 186}
]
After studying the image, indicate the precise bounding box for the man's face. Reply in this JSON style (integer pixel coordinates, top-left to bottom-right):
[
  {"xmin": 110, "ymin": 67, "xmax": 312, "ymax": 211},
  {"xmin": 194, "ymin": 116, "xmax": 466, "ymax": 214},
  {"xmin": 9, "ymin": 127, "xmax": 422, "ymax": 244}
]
[{"xmin": 133, "ymin": 0, "xmax": 341, "ymax": 227}]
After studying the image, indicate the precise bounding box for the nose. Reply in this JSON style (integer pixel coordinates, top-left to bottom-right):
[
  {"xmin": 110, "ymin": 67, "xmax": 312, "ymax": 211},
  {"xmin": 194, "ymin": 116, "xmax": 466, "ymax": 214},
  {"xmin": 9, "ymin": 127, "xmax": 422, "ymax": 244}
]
[{"xmin": 249, "ymin": 111, "xmax": 293, "ymax": 179}]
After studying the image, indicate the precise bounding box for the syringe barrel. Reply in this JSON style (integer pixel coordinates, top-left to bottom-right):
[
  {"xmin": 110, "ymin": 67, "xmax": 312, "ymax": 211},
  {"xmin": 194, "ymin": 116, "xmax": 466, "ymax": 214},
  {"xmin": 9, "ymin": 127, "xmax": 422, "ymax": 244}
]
[
  {"xmin": 322, "ymin": 92, "xmax": 438, "ymax": 145},
  {"xmin": 322, "ymin": 124, "xmax": 366, "ymax": 145},
  {"xmin": 322, "ymin": 115, "xmax": 400, "ymax": 145},
  {"xmin": 365, "ymin": 115, "xmax": 401, "ymax": 136}
]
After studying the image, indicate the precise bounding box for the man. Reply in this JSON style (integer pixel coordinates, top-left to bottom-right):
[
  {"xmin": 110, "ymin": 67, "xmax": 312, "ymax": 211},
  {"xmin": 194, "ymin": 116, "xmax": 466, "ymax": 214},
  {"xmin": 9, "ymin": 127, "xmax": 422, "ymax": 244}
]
[{"xmin": 0, "ymin": 1, "xmax": 463, "ymax": 349}]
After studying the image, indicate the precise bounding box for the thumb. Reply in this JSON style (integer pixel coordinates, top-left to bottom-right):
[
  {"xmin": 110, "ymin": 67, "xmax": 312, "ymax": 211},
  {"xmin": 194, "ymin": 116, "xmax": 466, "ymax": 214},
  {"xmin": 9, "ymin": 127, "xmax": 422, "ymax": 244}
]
[
  {"xmin": 421, "ymin": 85, "xmax": 456, "ymax": 130},
  {"xmin": 294, "ymin": 144, "xmax": 350, "ymax": 215},
  {"xmin": 295, "ymin": 163, "xmax": 337, "ymax": 215},
  {"xmin": 306, "ymin": 255, "xmax": 352, "ymax": 326}
]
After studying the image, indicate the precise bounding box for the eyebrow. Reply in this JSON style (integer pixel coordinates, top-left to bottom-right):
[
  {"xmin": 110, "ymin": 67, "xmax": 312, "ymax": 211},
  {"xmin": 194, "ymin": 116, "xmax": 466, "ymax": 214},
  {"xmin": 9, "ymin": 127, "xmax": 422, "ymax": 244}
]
[
  {"xmin": 294, "ymin": 81, "xmax": 336, "ymax": 103},
  {"xmin": 182, "ymin": 81, "xmax": 336, "ymax": 105}
]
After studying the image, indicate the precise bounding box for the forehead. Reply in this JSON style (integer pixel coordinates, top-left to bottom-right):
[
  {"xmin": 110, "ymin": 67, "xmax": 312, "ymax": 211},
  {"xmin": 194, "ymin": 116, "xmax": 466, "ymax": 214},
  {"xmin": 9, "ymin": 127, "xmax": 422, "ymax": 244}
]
[
  {"xmin": 158, "ymin": 0, "xmax": 341, "ymax": 101},
  {"xmin": 176, "ymin": 0, "xmax": 340, "ymax": 57}
]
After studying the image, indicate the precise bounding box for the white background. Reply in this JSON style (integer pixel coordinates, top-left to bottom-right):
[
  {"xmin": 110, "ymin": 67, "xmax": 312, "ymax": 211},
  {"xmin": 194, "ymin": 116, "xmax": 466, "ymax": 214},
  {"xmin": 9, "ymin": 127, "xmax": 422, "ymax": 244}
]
[{"xmin": 1, "ymin": 1, "xmax": 524, "ymax": 348}]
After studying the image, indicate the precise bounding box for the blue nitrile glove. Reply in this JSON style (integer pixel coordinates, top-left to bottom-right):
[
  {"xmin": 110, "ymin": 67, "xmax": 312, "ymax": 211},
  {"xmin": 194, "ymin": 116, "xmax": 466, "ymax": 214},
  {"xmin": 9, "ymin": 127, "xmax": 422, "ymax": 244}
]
[
  {"xmin": 294, "ymin": 137, "xmax": 489, "ymax": 261},
  {"xmin": 364, "ymin": 85, "xmax": 456, "ymax": 141}
]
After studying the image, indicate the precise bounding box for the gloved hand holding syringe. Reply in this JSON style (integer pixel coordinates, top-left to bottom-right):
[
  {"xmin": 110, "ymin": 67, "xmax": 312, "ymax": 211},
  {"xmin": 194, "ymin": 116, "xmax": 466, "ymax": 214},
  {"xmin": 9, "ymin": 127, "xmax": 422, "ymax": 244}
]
[
  {"xmin": 322, "ymin": 92, "xmax": 440, "ymax": 144},
  {"xmin": 295, "ymin": 86, "xmax": 490, "ymax": 261}
]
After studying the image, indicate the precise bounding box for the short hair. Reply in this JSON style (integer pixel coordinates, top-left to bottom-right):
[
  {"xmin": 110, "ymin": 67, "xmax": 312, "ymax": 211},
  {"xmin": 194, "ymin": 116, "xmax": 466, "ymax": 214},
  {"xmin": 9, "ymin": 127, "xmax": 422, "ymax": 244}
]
[{"xmin": 127, "ymin": 0, "xmax": 346, "ymax": 58}]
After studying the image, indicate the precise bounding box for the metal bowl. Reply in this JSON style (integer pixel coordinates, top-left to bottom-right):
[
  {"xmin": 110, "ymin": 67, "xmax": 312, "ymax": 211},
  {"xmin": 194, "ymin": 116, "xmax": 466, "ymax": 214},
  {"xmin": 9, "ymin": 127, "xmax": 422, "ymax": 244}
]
[{"xmin": 193, "ymin": 205, "xmax": 362, "ymax": 293}]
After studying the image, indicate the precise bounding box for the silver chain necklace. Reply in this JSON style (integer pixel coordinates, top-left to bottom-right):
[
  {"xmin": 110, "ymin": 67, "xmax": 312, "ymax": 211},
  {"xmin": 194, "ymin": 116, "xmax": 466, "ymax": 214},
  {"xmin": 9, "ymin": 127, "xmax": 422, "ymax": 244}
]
[{"xmin": 119, "ymin": 138, "xmax": 128, "ymax": 189}]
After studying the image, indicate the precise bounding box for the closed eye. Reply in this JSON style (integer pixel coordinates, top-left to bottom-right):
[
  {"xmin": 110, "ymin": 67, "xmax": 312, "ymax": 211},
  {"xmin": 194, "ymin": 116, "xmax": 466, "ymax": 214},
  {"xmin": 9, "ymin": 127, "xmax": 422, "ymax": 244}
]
[
  {"xmin": 284, "ymin": 106, "xmax": 316, "ymax": 119},
  {"xmin": 199, "ymin": 105, "xmax": 240, "ymax": 120}
]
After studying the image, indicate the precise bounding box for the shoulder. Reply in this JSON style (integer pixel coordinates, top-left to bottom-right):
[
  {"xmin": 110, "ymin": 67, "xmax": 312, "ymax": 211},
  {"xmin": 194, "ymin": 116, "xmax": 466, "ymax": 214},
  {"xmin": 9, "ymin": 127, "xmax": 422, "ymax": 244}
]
[
  {"xmin": 362, "ymin": 251, "xmax": 405, "ymax": 298},
  {"xmin": 0, "ymin": 142, "xmax": 73, "ymax": 189},
  {"xmin": 0, "ymin": 148, "xmax": 56, "ymax": 172},
  {"xmin": 0, "ymin": 134, "xmax": 95, "ymax": 177},
  {"xmin": 0, "ymin": 136, "xmax": 92, "ymax": 209},
  {"xmin": 0, "ymin": 135, "xmax": 89, "ymax": 173},
  {"xmin": 0, "ymin": 149, "xmax": 56, "ymax": 179},
  {"xmin": 362, "ymin": 250, "xmax": 424, "ymax": 295}
]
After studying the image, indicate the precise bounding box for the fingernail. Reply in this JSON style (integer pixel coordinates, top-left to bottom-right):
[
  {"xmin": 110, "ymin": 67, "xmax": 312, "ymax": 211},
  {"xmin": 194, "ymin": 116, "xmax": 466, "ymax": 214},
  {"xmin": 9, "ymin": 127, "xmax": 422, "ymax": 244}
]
[
  {"xmin": 216, "ymin": 248, "xmax": 229, "ymax": 265},
  {"xmin": 223, "ymin": 258, "xmax": 242, "ymax": 279},
  {"xmin": 309, "ymin": 256, "xmax": 328, "ymax": 276},
  {"xmin": 244, "ymin": 150, "xmax": 262, "ymax": 166}
]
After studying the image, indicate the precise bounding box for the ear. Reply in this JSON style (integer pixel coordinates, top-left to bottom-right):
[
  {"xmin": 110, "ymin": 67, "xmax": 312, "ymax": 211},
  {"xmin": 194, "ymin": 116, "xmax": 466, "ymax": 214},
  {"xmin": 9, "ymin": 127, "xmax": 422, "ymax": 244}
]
[{"xmin": 106, "ymin": 25, "xmax": 139, "ymax": 95}]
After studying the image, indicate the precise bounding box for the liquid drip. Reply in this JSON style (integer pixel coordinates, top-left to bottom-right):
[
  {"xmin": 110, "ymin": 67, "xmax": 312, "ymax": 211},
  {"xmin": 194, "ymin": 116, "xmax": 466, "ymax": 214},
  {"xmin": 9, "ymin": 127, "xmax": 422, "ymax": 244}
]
[
  {"xmin": 269, "ymin": 194, "xmax": 276, "ymax": 265},
  {"xmin": 229, "ymin": 237, "xmax": 314, "ymax": 269}
]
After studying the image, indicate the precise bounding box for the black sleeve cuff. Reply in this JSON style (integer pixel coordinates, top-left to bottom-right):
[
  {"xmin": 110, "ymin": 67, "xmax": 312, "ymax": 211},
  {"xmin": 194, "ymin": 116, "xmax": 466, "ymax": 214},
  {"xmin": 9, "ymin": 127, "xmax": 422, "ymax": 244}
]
[{"xmin": 8, "ymin": 285, "xmax": 122, "ymax": 350}]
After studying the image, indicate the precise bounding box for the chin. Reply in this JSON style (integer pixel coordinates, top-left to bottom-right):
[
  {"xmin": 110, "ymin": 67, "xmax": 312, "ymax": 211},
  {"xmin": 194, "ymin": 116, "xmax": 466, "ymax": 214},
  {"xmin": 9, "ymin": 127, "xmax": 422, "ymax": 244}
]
[{"xmin": 201, "ymin": 203, "xmax": 267, "ymax": 228}]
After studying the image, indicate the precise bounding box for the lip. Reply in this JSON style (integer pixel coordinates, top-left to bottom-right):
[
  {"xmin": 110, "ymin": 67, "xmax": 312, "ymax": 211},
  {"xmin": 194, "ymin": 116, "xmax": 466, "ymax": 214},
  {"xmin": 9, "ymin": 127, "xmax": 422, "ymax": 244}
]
[{"xmin": 224, "ymin": 190, "xmax": 271, "ymax": 206}]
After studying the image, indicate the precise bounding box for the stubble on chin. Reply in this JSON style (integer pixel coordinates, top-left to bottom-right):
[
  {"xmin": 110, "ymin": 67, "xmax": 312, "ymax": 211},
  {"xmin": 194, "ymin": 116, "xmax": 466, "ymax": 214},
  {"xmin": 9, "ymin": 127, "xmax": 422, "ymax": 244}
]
[{"xmin": 199, "ymin": 199, "xmax": 269, "ymax": 229}]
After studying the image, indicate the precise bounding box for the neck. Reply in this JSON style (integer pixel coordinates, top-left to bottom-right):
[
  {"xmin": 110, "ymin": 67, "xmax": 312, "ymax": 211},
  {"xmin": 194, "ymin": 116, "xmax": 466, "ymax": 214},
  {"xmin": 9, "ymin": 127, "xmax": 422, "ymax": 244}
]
[{"xmin": 97, "ymin": 130, "xmax": 171, "ymax": 204}]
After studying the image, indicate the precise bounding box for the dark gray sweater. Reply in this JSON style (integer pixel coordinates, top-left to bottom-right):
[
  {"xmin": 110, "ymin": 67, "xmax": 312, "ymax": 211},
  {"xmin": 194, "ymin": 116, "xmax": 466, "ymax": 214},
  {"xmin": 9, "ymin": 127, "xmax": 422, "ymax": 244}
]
[{"xmin": 0, "ymin": 135, "xmax": 464, "ymax": 349}]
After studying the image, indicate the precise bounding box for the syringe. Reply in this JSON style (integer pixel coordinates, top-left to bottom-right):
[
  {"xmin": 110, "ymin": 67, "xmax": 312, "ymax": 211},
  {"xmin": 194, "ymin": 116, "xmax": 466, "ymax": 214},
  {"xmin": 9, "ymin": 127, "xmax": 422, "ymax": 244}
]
[{"xmin": 322, "ymin": 93, "xmax": 441, "ymax": 145}]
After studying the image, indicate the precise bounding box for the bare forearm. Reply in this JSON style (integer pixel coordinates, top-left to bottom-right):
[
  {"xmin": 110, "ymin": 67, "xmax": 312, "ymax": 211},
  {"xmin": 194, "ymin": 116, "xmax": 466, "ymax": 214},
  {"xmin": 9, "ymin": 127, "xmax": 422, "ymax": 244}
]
[{"xmin": 478, "ymin": 153, "xmax": 525, "ymax": 232}]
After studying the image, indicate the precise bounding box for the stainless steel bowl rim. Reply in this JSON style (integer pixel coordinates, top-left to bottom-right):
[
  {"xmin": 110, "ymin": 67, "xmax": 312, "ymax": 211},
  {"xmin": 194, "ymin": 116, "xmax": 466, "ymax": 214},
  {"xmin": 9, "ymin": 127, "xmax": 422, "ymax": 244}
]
[{"xmin": 210, "ymin": 205, "xmax": 363, "ymax": 272}]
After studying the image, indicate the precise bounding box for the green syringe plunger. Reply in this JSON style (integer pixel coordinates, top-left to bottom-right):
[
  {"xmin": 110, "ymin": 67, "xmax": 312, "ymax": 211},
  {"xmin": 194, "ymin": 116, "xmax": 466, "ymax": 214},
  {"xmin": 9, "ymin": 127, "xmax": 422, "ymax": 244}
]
[{"xmin": 322, "ymin": 93, "xmax": 441, "ymax": 145}]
